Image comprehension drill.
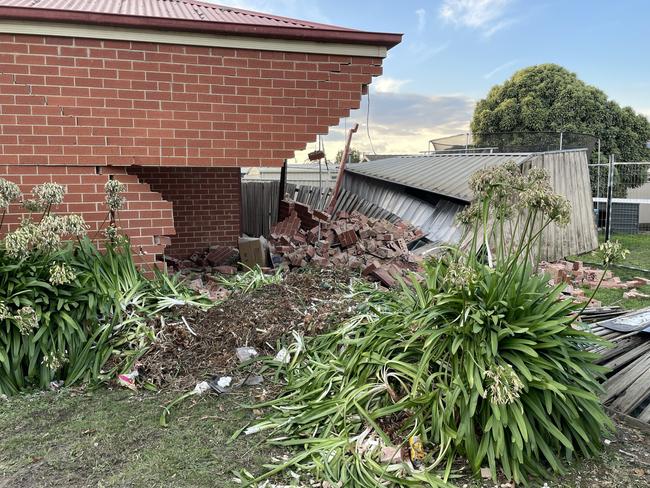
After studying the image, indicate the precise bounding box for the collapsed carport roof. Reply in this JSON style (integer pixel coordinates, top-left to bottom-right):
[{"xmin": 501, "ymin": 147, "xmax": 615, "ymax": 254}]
[
  {"xmin": 0, "ymin": 0, "xmax": 402, "ymax": 47},
  {"xmin": 345, "ymin": 153, "xmax": 535, "ymax": 202}
]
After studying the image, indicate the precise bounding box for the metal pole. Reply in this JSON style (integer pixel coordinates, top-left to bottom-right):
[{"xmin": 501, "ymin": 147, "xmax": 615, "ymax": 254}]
[
  {"xmin": 605, "ymin": 154, "xmax": 614, "ymax": 242},
  {"xmin": 596, "ymin": 139, "xmax": 601, "ymax": 200},
  {"xmin": 326, "ymin": 123, "xmax": 359, "ymax": 215},
  {"xmin": 559, "ymin": 131, "xmax": 563, "ymax": 151},
  {"xmin": 465, "ymin": 132, "xmax": 469, "ymax": 153}
]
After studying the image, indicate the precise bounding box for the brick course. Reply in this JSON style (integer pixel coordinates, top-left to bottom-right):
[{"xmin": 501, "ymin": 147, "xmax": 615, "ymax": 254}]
[
  {"xmin": 0, "ymin": 34, "xmax": 382, "ymax": 168},
  {"xmin": 128, "ymin": 166, "xmax": 240, "ymax": 258}
]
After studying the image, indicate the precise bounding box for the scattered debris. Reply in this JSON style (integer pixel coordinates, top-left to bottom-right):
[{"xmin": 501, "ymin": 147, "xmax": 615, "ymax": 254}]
[
  {"xmin": 208, "ymin": 376, "xmax": 232, "ymax": 394},
  {"xmin": 192, "ymin": 381, "xmax": 212, "ymax": 395},
  {"xmin": 480, "ymin": 467, "xmax": 492, "ymax": 479},
  {"xmin": 541, "ymin": 260, "xmax": 649, "ymax": 291},
  {"xmin": 625, "ymin": 289, "xmax": 650, "ymax": 300},
  {"xmin": 408, "ymin": 435, "xmax": 425, "ymax": 469},
  {"xmin": 139, "ymin": 268, "xmax": 358, "ymax": 390},
  {"xmin": 269, "ymin": 200, "xmax": 425, "ymax": 287},
  {"xmin": 117, "ymin": 370, "xmax": 139, "ymax": 391},
  {"xmin": 236, "ymin": 347, "xmax": 259, "ymax": 363}
]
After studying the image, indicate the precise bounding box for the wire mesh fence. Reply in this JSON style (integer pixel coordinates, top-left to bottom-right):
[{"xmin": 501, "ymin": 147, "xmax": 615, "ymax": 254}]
[
  {"xmin": 429, "ymin": 131, "xmax": 599, "ymax": 154},
  {"xmin": 589, "ymin": 160, "xmax": 650, "ymax": 235}
]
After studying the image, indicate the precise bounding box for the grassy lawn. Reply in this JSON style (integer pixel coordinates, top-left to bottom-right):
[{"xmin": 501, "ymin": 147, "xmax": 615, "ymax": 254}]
[
  {"xmin": 575, "ymin": 232, "xmax": 650, "ymax": 310},
  {"xmin": 0, "ymin": 388, "xmax": 274, "ymax": 488},
  {"xmin": 1, "ymin": 387, "xmax": 649, "ymax": 487}
]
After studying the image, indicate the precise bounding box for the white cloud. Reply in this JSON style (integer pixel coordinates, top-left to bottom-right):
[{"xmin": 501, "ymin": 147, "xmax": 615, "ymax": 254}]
[
  {"xmin": 439, "ymin": 0, "xmax": 516, "ymax": 37},
  {"xmin": 483, "ymin": 59, "xmax": 518, "ymax": 79},
  {"xmin": 373, "ymin": 77, "xmax": 411, "ymax": 94},
  {"xmin": 293, "ymin": 92, "xmax": 474, "ymax": 161},
  {"xmin": 408, "ymin": 40, "xmax": 450, "ymax": 60},
  {"xmin": 415, "ymin": 8, "xmax": 427, "ymax": 33}
]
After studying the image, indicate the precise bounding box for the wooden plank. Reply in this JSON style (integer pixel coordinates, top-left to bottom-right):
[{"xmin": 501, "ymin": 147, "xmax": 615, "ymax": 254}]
[
  {"xmin": 602, "ymin": 340, "xmax": 650, "ymax": 371},
  {"xmin": 602, "ymin": 353, "xmax": 650, "ymax": 402},
  {"xmin": 597, "ymin": 336, "xmax": 646, "ymax": 364},
  {"xmin": 610, "ymin": 365, "xmax": 650, "ymax": 414}
]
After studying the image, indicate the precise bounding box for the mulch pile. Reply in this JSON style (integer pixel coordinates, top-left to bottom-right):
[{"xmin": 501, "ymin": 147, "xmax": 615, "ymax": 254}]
[{"xmin": 139, "ymin": 268, "xmax": 359, "ymax": 390}]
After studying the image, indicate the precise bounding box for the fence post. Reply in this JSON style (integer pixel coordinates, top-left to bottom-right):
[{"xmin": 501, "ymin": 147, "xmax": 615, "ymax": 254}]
[
  {"xmin": 605, "ymin": 154, "xmax": 614, "ymax": 242},
  {"xmin": 277, "ymin": 159, "xmax": 287, "ymax": 221},
  {"xmin": 559, "ymin": 131, "xmax": 563, "ymax": 151}
]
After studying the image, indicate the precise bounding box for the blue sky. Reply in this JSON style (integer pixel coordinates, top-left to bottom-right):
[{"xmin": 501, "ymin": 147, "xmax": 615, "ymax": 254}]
[{"xmin": 216, "ymin": 0, "xmax": 650, "ymax": 159}]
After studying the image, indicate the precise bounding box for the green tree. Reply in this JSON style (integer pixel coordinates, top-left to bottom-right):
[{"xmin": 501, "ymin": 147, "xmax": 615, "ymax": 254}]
[
  {"xmin": 335, "ymin": 148, "xmax": 361, "ymax": 164},
  {"xmin": 471, "ymin": 64, "xmax": 650, "ymax": 196}
]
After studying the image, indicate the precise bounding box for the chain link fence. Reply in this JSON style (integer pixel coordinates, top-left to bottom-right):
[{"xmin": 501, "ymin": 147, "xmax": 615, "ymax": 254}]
[{"xmin": 429, "ymin": 131, "xmax": 599, "ymax": 154}]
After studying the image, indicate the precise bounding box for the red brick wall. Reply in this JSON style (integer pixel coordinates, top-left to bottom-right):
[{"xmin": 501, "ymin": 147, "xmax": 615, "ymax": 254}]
[
  {"xmin": 0, "ymin": 33, "xmax": 382, "ymax": 168},
  {"xmin": 128, "ymin": 166, "xmax": 240, "ymax": 258},
  {"xmin": 0, "ymin": 165, "xmax": 174, "ymax": 266}
]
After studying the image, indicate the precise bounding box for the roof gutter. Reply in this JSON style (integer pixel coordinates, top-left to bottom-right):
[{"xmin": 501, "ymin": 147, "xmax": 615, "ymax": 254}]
[{"xmin": 0, "ymin": 7, "xmax": 403, "ymax": 48}]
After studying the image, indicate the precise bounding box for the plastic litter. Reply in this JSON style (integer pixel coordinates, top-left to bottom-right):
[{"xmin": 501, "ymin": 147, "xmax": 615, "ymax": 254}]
[
  {"xmin": 274, "ymin": 348, "xmax": 290, "ymax": 363},
  {"xmin": 236, "ymin": 347, "xmax": 258, "ymax": 363},
  {"xmin": 207, "ymin": 375, "xmax": 233, "ymax": 393},
  {"xmin": 117, "ymin": 370, "xmax": 139, "ymax": 390},
  {"xmin": 193, "ymin": 381, "xmax": 211, "ymax": 395},
  {"xmin": 408, "ymin": 435, "xmax": 425, "ymax": 469},
  {"xmin": 242, "ymin": 374, "xmax": 264, "ymax": 386}
]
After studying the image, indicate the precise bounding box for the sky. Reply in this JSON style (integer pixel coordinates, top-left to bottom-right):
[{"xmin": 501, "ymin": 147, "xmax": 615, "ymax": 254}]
[{"xmin": 210, "ymin": 0, "xmax": 650, "ymax": 161}]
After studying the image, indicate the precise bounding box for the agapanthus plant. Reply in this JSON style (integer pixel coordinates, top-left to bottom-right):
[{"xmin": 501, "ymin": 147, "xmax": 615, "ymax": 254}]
[{"xmin": 242, "ymin": 162, "xmax": 617, "ymax": 487}]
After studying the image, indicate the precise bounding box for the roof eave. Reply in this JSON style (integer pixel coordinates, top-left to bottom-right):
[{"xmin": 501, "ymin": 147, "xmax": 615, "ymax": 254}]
[{"xmin": 0, "ymin": 7, "xmax": 403, "ymax": 48}]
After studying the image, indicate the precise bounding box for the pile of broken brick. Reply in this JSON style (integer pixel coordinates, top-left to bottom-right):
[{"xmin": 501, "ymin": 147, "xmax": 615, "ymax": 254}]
[
  {"xmin": 540, "ymin": 260, "xmax": 650, "ymax": 304},
  {"xmin": 269, "ymin": 200, "xmax": 426, "ymax": 287},
  {"xmin": 163, "ymin": 244, "xmax": 239, "ymax": 275}
]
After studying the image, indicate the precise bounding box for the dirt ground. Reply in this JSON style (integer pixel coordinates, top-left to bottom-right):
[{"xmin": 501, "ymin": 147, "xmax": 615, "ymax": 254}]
[{"xmin": 139, "ymin": 267, "xmax": 360, "ymax": 390}]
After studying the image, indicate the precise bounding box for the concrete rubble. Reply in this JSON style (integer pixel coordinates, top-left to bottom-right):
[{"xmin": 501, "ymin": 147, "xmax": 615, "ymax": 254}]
[{"xmin": 268, "ymin": 200, "xmax": 426, "ymax": 287}]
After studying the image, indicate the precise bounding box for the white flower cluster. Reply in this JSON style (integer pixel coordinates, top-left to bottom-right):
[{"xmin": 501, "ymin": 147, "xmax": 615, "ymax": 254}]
[
  {"xmin": 462, "ymin": 162, "xmax": 571, "ymax": 227},
  {"xmin": 599, "ymin": 240, "xmax": 629, "ymax": 265},
  {"xmin": 485, "ymin": 364, "xmax": 524, "ymax": 405},
  {"xmin": 42, "ymin": 351, "xmax": 68, "ymax": 371},
  {"xmin": 443, "ymin": 261, "xmax": 479, "ymax": 293},
  {"xmin": 0, "ymin": 178, "xmax": 22, "ymax": 210},
  {"xmin": 13, "ymin": 306, "xmax": 39, "ymax": 335},
  {"xmin": 33, "ymin": 182, "xmax": 66, "ymax": 208},
  {"xmin": 49, "ymin": 262, "xmax": 77, "ymax": 286},
  {"xmin": 4, "ymin": 214, "xmax": 89, "ymax": 260},
  {"xmin": 105, "ymin": 179, "xmax": 126, "ymax": 212}
]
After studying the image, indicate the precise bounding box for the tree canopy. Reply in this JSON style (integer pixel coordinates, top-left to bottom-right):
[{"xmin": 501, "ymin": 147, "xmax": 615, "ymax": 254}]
[
  {"xmin": 335, "ymin": 148, "xmax": 362, "ymax": 164},
  {"xmin": 471, "ymin": 64, "xmax": 650, "ymax": 194}
]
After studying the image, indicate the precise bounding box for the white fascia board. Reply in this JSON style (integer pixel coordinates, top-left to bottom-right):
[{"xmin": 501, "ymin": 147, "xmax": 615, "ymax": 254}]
[{"xmin": 0, "ymin": 20, "xmax": 388, "ymax": 58}]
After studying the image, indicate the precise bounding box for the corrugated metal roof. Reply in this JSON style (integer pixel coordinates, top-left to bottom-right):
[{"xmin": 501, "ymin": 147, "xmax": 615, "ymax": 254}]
[
  {"xmin": 346, "ymin": 153, "xmax": 535, "ymax": 202},
  {"xmin": 0, "ymin": 0, "xmax": 352, "ymax": 30},
  {"xmin": 0, "ymin": 0, "xmax": 402, "ymax": 47},
  {"xmin": 343, "ymin": 173, "xmax": 464, "ymax": 243}
]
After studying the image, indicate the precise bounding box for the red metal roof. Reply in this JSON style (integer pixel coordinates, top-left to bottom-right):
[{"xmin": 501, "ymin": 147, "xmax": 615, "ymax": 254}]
[{"xmin": 0, "ymin": 0, "xmax": 402, "ymax": 47}]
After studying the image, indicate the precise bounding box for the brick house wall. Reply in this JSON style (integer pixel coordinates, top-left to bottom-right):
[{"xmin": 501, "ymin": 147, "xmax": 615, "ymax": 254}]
[
  {"xmin": 128, "ymin": 166, "xmax": 240, "ymax": 258},
  {"xmin": 0, "ymin": 33, "xmax": 384, "ymax": 259},
  {"xmin": 0, "ymin": 165, "xmax": 174, "ymax": 265}
]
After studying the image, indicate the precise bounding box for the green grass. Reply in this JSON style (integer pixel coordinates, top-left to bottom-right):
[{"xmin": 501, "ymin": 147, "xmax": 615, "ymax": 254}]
[
  {"xmin": 1, "ymin": 387, "xmax": 648, "ymax": 487},
  {"xmin": 574, "ymin": 232, "xmax": 650, "ymax": 310},
  {"xmin": 0, "ymin": 388, "xmax": 276, "ymax": 488}
]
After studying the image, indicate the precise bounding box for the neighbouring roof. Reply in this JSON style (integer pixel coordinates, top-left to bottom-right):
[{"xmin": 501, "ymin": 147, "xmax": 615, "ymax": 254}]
[
  {"xmin": 346, "ymin": 153, "xmax": 535, "ymax": 202},
  {"xmin": 0, "ymin": 0, "xmax": 402, "ymax": 47}
]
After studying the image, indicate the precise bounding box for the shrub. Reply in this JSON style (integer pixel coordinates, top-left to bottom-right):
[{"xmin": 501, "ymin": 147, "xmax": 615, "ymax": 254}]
[
  {"xmin": 0, "ymin": 179, "xmax": 208, "ymax": 395},
  {"xmin": 244, "ymin": 163, "xmax": 616, "ymax": 486}
]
